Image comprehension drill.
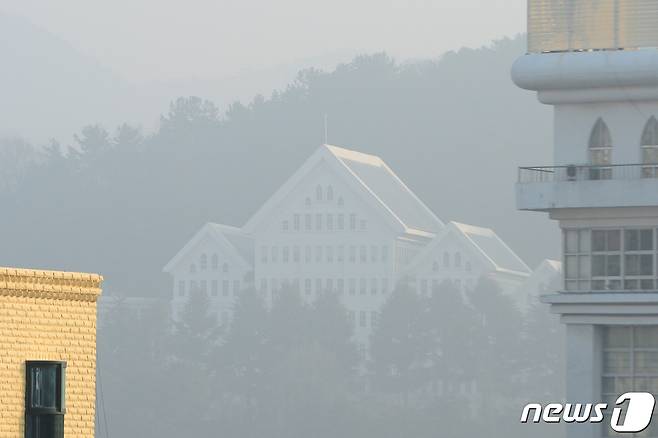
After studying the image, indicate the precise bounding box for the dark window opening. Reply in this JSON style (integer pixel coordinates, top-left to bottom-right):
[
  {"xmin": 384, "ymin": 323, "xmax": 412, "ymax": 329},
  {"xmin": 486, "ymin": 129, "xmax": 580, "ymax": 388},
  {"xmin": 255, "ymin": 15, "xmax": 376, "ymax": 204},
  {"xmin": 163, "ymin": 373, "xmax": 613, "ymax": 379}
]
[{"xmin": 25, "ymin": 361, "xmax": 66, "ymax": 438}]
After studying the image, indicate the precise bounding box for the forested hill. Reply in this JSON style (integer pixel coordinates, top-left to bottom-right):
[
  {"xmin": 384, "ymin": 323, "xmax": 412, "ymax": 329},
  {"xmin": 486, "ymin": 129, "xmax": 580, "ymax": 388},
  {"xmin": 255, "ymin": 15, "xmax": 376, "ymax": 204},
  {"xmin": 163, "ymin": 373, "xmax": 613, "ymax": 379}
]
[{"xmin": 0, "ymin": 35, "xmax": 557, "ymax": 296}]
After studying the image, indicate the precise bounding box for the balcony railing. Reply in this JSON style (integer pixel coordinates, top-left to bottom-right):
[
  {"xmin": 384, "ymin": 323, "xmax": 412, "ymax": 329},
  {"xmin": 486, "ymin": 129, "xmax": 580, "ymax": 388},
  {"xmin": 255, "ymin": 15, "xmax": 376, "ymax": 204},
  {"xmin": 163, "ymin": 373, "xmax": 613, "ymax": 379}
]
[{"xmin": 518, "ymin": 163, "xmax": 658, "ymax": 184}]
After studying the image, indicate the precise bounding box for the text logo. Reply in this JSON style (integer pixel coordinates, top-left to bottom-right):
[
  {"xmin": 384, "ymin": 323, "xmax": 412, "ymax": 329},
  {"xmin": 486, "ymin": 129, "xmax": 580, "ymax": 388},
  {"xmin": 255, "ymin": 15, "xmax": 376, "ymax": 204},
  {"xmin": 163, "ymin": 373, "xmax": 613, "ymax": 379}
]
[{"xmin": 521, "ymin": 392, "xmax": 655, "ymax": 433}]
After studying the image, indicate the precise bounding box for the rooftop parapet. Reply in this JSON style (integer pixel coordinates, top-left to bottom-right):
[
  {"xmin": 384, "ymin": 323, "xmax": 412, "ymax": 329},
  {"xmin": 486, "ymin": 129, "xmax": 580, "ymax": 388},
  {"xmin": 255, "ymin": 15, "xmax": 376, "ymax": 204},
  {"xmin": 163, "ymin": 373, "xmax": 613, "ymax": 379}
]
[{"xmin": 0, "ymin": 267, "xmax": 103, "ymax": 302}]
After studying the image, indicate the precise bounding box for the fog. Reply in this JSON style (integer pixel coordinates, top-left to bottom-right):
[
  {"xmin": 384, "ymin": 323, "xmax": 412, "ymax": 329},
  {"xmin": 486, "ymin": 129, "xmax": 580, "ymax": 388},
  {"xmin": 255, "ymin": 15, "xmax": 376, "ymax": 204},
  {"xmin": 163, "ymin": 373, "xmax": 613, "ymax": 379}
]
[{"xmin": 0, "ymin": 2, "xmax": 565, "ymax": 438}]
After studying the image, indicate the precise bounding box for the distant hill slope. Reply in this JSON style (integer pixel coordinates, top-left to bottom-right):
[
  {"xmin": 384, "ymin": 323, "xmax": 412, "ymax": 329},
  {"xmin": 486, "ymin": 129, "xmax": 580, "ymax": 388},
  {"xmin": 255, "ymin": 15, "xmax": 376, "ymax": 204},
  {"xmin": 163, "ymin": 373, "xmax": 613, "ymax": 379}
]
[
  {"xmin": 0, "ymin": 13, "xmax": 139, "ymax": 142},
  {"xmin": 0, "ymin": 35, "xmax": 558, "ymax": 296}
]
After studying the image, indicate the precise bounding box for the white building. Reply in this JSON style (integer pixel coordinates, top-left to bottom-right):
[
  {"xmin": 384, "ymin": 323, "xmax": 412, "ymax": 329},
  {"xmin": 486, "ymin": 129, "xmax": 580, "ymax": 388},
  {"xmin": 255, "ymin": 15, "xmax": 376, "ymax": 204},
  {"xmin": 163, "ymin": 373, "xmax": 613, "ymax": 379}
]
[
  {"xmin": 164, "ymin": 144, "xmax": 531, "ymax": 348},
  {"xmin": 513, "ymin": 1, "xmax": 658, "ymax": 437},
  {"xmin": 517, "ymin": 259, "xmax": 561, "ymax": 312}
]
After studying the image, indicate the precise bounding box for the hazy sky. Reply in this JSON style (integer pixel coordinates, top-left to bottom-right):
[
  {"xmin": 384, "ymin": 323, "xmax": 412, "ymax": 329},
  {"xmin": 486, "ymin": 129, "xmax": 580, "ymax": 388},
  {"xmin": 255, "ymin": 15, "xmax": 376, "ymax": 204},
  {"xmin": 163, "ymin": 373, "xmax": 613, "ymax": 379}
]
[{"xmin": 0, "ymin": 0, "xmax": 525, "ymax": 81}]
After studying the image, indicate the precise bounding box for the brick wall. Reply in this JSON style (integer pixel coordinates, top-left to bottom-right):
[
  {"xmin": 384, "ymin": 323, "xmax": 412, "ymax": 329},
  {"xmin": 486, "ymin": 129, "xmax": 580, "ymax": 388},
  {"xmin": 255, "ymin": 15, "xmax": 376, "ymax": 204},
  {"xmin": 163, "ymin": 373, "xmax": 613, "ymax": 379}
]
[{"xmin": 0, "ymin": 268, "xmax": 103, "ymax": 438}]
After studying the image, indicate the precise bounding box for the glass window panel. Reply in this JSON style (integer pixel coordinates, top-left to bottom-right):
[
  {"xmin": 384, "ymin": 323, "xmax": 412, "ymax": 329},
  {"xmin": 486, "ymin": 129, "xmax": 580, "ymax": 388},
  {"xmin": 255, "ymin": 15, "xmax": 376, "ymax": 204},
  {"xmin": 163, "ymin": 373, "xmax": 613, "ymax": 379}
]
[
  {"xmin": 641, "ymin": 254, "xmax": 654, "ymax": 276},
  {"xmin": 579, "ymin": 256, "xmax": 591, "ymax": 278},
  {"xmin": 565, "ymin": 230, "xmax": 579, "ymax": 253},
  {"xmin": 579, "ymin": 230, "xmax": 590, "ymax": 253},
  {"xmin": 608, "ymin": 279, "xmax": 622, "ymax": 290},
  {"xmin": 30, "ymin": 366, "xmax": 58, "ymax": 409},
  {"xmin": 565, "ymin": 256, "xmax": 579, "ymax": 279},
  {"xmin": 565, "ymin": 280, "xmax": 579, "ymax": 291},
  {"xmin": 592, "ymin": 230, "xmax": 606, "ymax": 252},
  {"xmin": 634, "ymin": 377, "xmax": 658, "ymax": 394},
  {"xmin": 635, "ymin": 327, "xmax": 658, "ymax": 348},
  {"xmin": 578, "ymin": 280, "xmax": 590, "ymax": 291},
  {"xmin": 624, "ymin": 279, "xmax": 639, "ymax": 290},
  {"xmin": 607, "ymin": 230, "xmax": 621, "ymax": 251},
  {"xmin": 625, "ymin": 229, "xmax": 640, "ymax": 251},
  {"xmin": 603, "ymin": 351, "xmax": 631, "ymax": 374},
  {"xmin": 625, "ymin": 255, "xmax": 641, "ymax": 276},
  {"xmin": 603, "ymin": 376, "xmax": 633, "ymax": 395},
  {"xmin": 592, "ymin": 255, "xmax": 606, "ymax": 277},
  {"xmin": 641, "ymin": 229, "xmax": 654, "ymax": 250},
  {"xmin": 605, "ymin": 326, "xmax": 631, "ymax": 349},
  {"xmin": 641, "ymin": 279, "xmax": 655, "ymax": 290},
  {"xmin": 635, "ymin": 351, "xmax": 658, "ymax": 375},
  {"xmin": 607, "ymin": 255, "xmax": 621, "ymax": 277},
  {"xmin": 592, "ymin": 280, "xmax": 606, "ymax": 291}
]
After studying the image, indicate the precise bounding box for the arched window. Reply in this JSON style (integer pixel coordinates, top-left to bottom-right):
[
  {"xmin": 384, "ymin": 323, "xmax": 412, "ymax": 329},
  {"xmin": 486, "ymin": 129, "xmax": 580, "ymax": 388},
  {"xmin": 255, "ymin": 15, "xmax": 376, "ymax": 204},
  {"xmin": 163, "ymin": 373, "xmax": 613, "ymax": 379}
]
[
  {"xmin": 641, "ymin": 116, "xmax": 658, "ymax": 178},
  {"xmin": 211, "ymin": 253, "xmax": 219, "ymax": 270},
  {"xmin": 200, "ymin": 254, "xmax": 208, "ymax": 271},
  {"xmin": 432, "ymin": 261, "xmax": 439, "ymax": 272},
  {"xmin": 222, "ymin": 262, "xmax": 229, "ymax": 273},
  {"xmin": 316, "ymin": 185, "xmax": 323, "ymax": 201},
  {"xmin": 589, "ymin": 118, "xmax": 613, "ymax": 180},
  {"xmin": 326, "ymin": 186, "xmax": 334, "ymax": 201}
]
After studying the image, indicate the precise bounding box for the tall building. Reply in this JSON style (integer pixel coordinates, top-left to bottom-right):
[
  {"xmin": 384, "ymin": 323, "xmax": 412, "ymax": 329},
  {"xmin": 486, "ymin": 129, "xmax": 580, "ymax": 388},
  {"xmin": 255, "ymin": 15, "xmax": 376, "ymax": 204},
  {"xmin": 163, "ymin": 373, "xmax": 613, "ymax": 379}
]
[
  {"xmin": 165, "ymin": 144, "xmax": 533, "ymax": 349},
  {"xmin": 513, "ymin": 1, "xmax": 658, "ymax": 437},
  {"xmin": 0, "ymin": 267, "xmax": 103, "ymax": 438}
]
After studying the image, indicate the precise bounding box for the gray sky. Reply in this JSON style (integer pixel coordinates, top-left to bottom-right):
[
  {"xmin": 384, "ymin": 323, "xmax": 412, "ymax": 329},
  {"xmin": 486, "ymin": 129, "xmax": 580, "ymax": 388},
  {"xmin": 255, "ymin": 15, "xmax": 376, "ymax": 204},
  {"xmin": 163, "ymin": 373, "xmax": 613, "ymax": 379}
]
[{"xmin": 0, "ymin": 0, "xmax": 525, "ymax": 81}]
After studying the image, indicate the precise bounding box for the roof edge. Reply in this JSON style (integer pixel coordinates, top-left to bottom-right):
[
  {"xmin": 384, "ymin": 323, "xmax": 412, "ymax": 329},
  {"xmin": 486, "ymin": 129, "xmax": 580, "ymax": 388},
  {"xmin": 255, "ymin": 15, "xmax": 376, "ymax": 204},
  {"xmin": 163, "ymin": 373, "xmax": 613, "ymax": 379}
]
[{"xmin": 0, "ymin": 267, "xmax": 103, "ymax": 302}]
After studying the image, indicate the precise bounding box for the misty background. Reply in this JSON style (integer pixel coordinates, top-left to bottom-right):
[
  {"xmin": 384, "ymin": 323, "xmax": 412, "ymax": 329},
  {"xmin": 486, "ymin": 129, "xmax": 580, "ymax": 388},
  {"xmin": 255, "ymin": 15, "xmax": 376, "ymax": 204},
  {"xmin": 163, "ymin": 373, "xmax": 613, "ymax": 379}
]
[{"xmin": 0, "ymin": 3, "xmax": 563, "ymax": 437}]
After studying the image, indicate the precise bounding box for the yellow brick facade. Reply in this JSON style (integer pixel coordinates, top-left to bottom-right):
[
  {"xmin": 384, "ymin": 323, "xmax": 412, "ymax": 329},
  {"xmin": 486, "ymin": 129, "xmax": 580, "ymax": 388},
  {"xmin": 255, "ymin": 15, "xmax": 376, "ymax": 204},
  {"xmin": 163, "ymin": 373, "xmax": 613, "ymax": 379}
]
[{"xmin": 0, "ymin": 267, "xmax": 103, "ymax": 438}]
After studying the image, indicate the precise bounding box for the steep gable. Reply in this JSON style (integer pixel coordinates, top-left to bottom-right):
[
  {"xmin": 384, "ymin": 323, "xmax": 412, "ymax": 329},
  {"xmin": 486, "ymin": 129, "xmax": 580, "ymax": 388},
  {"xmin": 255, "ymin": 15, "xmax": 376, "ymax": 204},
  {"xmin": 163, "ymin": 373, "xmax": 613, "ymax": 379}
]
[{"xmin": 243, "ymin": 144, "xmax": 443, "ymax": 237}]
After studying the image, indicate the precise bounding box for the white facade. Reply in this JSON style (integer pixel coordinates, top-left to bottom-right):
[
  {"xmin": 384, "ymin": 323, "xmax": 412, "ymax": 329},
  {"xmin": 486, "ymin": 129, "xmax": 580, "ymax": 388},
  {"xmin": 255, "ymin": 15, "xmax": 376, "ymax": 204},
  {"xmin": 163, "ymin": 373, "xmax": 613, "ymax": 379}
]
[
  {"xmin": 514, "ymin": 2, "xmax": 658, "ymax": 437},
  {"xmin": 164, "ymin": 145, "xmax": 530, "ymax": 349}
]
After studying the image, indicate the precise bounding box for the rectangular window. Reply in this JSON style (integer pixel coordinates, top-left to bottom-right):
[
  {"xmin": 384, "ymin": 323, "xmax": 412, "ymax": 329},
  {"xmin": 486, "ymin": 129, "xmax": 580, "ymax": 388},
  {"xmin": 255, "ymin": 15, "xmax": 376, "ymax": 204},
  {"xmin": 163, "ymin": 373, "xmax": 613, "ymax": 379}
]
[
  {"xmin": 200, "ymin": 280, "xmax": 207, "ymax": 295},
  {"xmin": 315, "ymin": 213, "xmax": 322, "ymax": 231},
  {"xmin": 349, "ymin": 278, "xmax": 356, "ymax": 296},
  {"xmin": 327, "ymin": 246, "xmax": 334, "ymax": 263},
  {"xmin": 211, "ymin": 280, "xmax": 218, "ymax": 297},
  {"xmin": 359, "ymin": 311, "xmax": 367, "ymax": 328},
  {"xmin": 222, "ymin": 280, "xmax": 229, "ymax": 297},
  {"xmin": 293, "ymin": 214, "xmax": 300, "ymax": 231},
  {"xmin": 293, "ymin": 246, "xmax": 300, "ymax": 263},
  {"xmin": 178, "ymin": 280, "xmax": 186, "ymax": 297},
  {"xmin": 327, "ymin": 214, "xmax": 334, "ymax": 231},
  {"xmin": 305, "ymin": 279, "xmax": 312, "ymax": 295},
  {"xmin": 349, "ymin": 214, "xmax": 357, "ymax": 230},
  {"xmin": 25, "ymin": 361, "xmax": 66, "ymax": 438},
  {"xmin": 349, "ymin": 246, "xmax": 356, "ymax": 263},
  {"xmin": 360, "ymin": 278, "xmax": 367, "ymax": 295},
  {"xmin": 337, "ymin": 279, "xmax": 345, "ymax": 294},
  {"xmin": 337, "ymin": 245, "xmax": 344, "ymax": 262},
  {"xmin": 305, "ymin": 246, "xmax": 311, "ymax": 263},
  {"xmin": 271, "ymin": 246, "xmax": 278, "ymax": 263},
  {"xmin": 326, "ymin": 278, "xmax": 334, "ymax": 291},
  {"xmin": 371, "ymin": 245, "xmax": 378, "ymax": 262},
  {"xmin": 370, "ymin": 278, "xmax": 378, "ymax": 295},
  {"xmin": 565, "ymin": 228, "xmax": 658, "ymax": 292},
  {"xmin": 360, "ymin": 246, "xmax": 367, "ymax": 263},
  {"xmin": 337, "ymin": 214, "xmax": 345, "ymax": 230},
  {"xmin": 305, "ymin": 214, "xmax": 312, "ymax": 231},
  {"xmin": 283, "ymin": 247, "xmax": 290, "ymax": 263},
  {"xmin": 602, "ymin": 326, "xmax": 658, "ymax": 437},
  {"xmin": 315, "ymin": 246, "xmax": 323, "ymax": 263}
]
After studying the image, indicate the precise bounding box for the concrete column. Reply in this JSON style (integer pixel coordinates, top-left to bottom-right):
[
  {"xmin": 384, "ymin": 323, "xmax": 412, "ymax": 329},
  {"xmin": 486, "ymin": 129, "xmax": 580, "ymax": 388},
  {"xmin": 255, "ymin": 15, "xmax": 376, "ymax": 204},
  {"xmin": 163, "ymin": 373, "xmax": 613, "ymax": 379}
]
[{"xmin": 565, "ymin": 323, "xmax": 602, "ymax": 438}]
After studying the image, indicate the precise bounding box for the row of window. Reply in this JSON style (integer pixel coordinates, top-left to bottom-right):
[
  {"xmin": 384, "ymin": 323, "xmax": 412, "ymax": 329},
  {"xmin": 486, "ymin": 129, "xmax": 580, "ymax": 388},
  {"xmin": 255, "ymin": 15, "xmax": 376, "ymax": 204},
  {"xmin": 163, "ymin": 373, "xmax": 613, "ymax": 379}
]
[
  {"xmin": 588, "ymin": 116, "xmax": 658, "ymax": 179},
  {"xmin": 189, "ymin": 254, "xmax": 229, "ymax": 274},
  {"xmin": 432, "ymin": 252, "xmax": 471, "ymax": 271},
  {"xmin": 349, "ymin": 310, "xmax": 379, "ymax": 329},
  {"xmin": 259, "ymin": 277, "xmax": 391, "ymax": 297},
  {"xmin": 418, "ymin": 278, "xmax": 474, "ymax": 294},
  {"xmin": 260, "ymin": 244, "xmax": 390, "ymax": 264},
  {"xmin": 564, "ymin": 227, "xmax": 658, "ymax": 291},
  {"xmin": 282, "ymin": 212, "xmax": 367, "ymax": 232},
  {"xmin": 602, "ymin": 326, "xmax": 658, "ymax": 437},
  {"xmin": 310, "ymin": 185, "xmax": 341, "ymax": 204},
  {"xmin": 178, "ymin": 279, "xmax": 241, "ymax": 298}
]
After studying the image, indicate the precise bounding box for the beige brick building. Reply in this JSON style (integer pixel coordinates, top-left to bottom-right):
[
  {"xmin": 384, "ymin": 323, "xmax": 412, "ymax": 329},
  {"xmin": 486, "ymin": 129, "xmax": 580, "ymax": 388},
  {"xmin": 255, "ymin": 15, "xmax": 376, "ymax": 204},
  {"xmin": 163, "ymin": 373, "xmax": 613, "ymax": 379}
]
[{"xmin": 0, "ymin": 267, "xmax": 103, "ymax": 438}]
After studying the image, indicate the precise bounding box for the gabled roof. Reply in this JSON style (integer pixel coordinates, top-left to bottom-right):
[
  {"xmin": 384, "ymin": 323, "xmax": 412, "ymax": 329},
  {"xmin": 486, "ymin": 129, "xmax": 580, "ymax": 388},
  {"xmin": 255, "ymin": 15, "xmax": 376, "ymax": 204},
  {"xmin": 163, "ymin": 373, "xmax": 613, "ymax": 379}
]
[
  {"xmin": 162, "ymin": 223, "xmax": 253, "ymax": 273},
  {"xmin": 407, "ymin": 221, "xmax": 531, "ymax": 277},
  {"xmin": 243, "ymin": 144, "xmax": 443, "ymax": 236}
]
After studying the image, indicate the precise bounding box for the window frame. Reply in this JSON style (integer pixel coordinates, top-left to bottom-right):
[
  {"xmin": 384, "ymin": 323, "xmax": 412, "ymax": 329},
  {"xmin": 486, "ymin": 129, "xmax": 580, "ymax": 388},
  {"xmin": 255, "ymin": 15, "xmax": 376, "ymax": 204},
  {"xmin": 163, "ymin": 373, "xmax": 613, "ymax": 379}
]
[{"xmin": 25, "ymin": 360, "xmax": 66, "ymax": 438}]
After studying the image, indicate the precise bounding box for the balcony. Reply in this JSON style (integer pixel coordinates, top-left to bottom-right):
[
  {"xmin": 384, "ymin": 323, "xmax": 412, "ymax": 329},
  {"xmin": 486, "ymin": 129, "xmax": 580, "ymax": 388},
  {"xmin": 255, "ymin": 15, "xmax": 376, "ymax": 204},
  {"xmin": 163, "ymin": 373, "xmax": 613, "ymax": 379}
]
[{"xmin": 516, "ymin": 163, "xmax": 658, "ymax": 211}]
